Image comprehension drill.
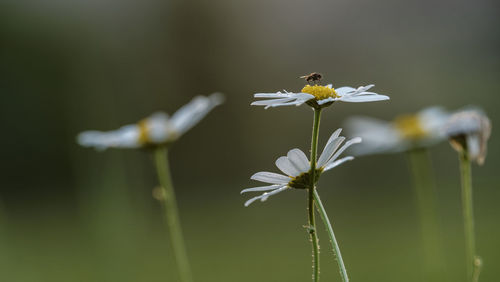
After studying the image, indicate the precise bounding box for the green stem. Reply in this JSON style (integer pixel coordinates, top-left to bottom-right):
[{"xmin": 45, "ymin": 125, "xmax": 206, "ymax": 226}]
[
  {"xmin": 308, "ymin": 108, "xmax": 321, "ymax": 282},
  {"xmin": 459, "ymin": 151, "xmax": 481, "ymax": 282},
  {"xmin": 407, "ymin": 148, "xmax": 447, "ymax": 281},
  {"xmin": 154, "ymin": 147, "xmax": 193, "ymax": 282},
  {"xmin": 313, "ymin": 190, "xmax": 349, "ymax": 282}
]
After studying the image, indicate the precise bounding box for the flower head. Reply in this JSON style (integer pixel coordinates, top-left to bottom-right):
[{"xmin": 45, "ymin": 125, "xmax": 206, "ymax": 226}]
[
  {"xmin": 77, "ymin": 93, "xmax": 224, "ymax": 150},
  {"xmin": 344, "ymin": 107, "xmax": 450, "ymax": 155},
  {"xmin": 242, "ymin": 129, "xmax": 361, "ymax": 206},
  {"xmin": 252, "ymin": 83, "xmax": 389, "ymax": 110},
  {"xmin": 444, "ymin": 108, "xmax": 491, "ymax": 165}
]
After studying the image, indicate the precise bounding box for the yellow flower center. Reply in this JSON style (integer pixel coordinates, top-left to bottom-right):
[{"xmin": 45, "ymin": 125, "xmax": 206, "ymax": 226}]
[
  {"xmin": 288, "ymin": 169, "xmax": 322, "ymax": 189},
  {"xmin": 137, "ymin": 119, "xmax": 150, "ymax": 145},
  {"xmin": 301, "ymin": 85, "xmax": 338, "ymax": 100},
  {"xmin": 393, "ymin": 114, "xmax": 428, "ymax": 140}
]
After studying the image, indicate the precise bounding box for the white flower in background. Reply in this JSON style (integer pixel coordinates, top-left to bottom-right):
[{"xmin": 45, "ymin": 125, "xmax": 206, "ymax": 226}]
[
  {"xmin": 77, "ymin": 93, "xmax": 224, "ymax": 150},
  {"xmin": 444, "ymin": 108, "xmax": 491, "ymax": 165},
  {"xmin": 343, "ymin": 107, "xmax": 451, "ymax": 155},
  {"xmin": 242, "ymin": 129, "xmax": 361, "ymax": 207},
  {"xmin": 252, "ymin": 84, "xmax": 389, "ymax": 109}
]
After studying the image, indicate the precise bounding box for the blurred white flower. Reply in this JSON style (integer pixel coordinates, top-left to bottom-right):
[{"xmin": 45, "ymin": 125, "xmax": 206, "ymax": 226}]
[
  {"xmin": 242, "ymin": 129, "xmax": 361, "ymax": 206},
  {"xmin": 77, "ymin": 93, "xmax": 224, "ymax": 150},
  {"xmin": 251, "ymin": 84, "xmax": 389, "ymax": 109},
  {"xmin": 344, "ymin": 107, "xmax": 451, "ymax": 155},
  {"xmin": 444, "ymin": 109, "xmax": 491, "ymax": 165}
]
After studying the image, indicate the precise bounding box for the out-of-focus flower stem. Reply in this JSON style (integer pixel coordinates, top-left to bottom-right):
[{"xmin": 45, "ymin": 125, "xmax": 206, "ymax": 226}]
[
  {"xmin": 459, "ymin": 151, "xmax": 481, "ymax": 282},
  {"xmin": 154, "ymin": 147, "xmax": 193, "ymax": 282},
  {"xmin": 407, "ymin": 148, "xmax": 448, "ymax": 282}
]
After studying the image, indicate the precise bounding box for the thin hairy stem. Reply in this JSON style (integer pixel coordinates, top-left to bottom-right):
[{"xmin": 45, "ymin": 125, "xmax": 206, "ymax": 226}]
[
  {"xmin": 314, "ymin": 190, "xmax": 349, "ymax": 282},
  {"xmin": 154, "ymin": 147, "xmax": 193, "ymax": 282},
  {"xmin": 308, "ymin": 108, "xmax": 321, "ymax": 282}
]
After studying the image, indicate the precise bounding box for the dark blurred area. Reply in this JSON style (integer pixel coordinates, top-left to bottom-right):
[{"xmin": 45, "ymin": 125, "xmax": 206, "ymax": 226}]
[{"xmin": 0, "ymin": 0, "xmax": 499, "ymax": 281}]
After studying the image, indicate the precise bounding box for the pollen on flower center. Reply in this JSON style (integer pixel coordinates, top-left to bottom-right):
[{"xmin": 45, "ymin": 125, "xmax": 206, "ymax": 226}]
[
  {"xmin": 301, "ymin": 85, "xmax": 338, "ymax": 100},
  {"xmin": 393, "ymin": 114, "xmax": 427, "ymax": 140}
]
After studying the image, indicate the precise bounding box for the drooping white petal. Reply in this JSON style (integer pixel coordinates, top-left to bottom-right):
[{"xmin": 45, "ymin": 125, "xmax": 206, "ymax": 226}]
[
  {"xmin": 260, "ymin": 186, "xmax": 289, "ymax": 202},
  {"xmin": 466, "ymin": 134, "xmax": 481, "ymax": 162},
  {"xmin": 275, "ymin": 156, "xmax": 301, "ymax": 177},
  {"xmin": 286, "ymin": 149, "xmax": 310, "ymax": 173},
  {"xmin": 317, "ymin": 136, "xmax": 345, "ymax": 168},
  {"xmin": 323, "ymin": 156, "xmax": 355, "ymax": 171},
  {"xmin": 251, "ymin": 172, "xmax": 290, "ymax": 184},
  {"xmin": 324, "ymin": 137, "xmax": 362, "ymax": 166},
  {"xmin": 171, "ymin": 93, "xmax": 224, "ymax": 135},
  {"xmin": 244, "ymin": 194, "xmax": 267, "ymax": 207},
  {"xmin": 241, "ymin": 184, "xmax": 283, "ymax": 194}
]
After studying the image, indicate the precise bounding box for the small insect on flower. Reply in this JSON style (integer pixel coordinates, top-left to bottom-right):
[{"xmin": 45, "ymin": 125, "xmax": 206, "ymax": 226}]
[
  {"xmin": 344, "ymin": 107, "xmax": 451, "ymax": 155},
  {"xmin": 300, "ymin": 72, "xmax": 323, "ymax": 85},
  {"xmin": 242, "ymin": 129, "xmax": 361, "ymax": 206},
  {"xmin": 77, "ymin": 93, "xmax": 224, "ymax": 150},
  {"xmin": 444, "ymin": 108, "xmax": 491, "ymax": 165},
  {"xmin": 252, "ymin": 74, "xmax": 389, "ymax": 110}
]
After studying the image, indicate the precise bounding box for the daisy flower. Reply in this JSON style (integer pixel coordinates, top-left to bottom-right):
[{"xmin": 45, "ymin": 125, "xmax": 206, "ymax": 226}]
[
  {"xmin": 344, "ymin": 106, "xmax": 451, "ymax": 155},
  {"xmin": 77, "ymin": 93, "xmax": 224, "ymax": 150},
  {"xmin": 445, "ymin": 108, "xmax": 491, "ymax": 165},
  {"xmin": 241, "ymin": 129, "xmax": 361, "ymax": 206},
  {"xmin": 252, "ymin": 83, "xmax": 389, "ymax": 109}
]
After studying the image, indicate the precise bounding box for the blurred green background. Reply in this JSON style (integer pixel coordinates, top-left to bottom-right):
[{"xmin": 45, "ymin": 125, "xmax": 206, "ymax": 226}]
[{"xmin": 0, "ymin": 0, "xmax": 499, "ymax": 281}]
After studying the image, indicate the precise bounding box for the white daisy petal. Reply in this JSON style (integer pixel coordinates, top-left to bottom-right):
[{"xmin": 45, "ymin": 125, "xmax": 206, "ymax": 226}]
[
  {"xmin": 145, "ymin": 112, "xmax": 171, "ymax": 143},
  {"xmin": 251, "ymin": 172, "xmax": 290, "ymax": 184},
  {"xmin": 265, "ymin": 101, "xmax": 303, "ymax": 109},
  {"xmin": 250, "ymin": 97, "xmax": 295, "ymax": 106},
  {"xmin": 466, "ymin": 134, "xmax": 481, "ymax": 161},
  {"xmin": 287, "ymin": 149, "xmax": 310, "ymax": 172},
  {"xmin": 334, "ymin": 86, "xmax": 356, "ymax": 95},
  {"xmin": 252, "ymin": 92, "xmax": 314, "ymax": 109},
  {"xmin": 260, "ymin": 186, "xmax": 289, "ymax": 202},
  {"xmin": 171, "ymin": 93, "xmax": 224, "ymax": 135},
  {"xmin": 326, "ymin": 128, "xmax": 343, "ymax": 145},
  {"xmin": 241, "ymin": 184, "xmax": 283, "ymax": 194},
  {"xmin": 317, "ymin": 137, "xmax": 345, "ymax": 168},
  {"xmin": 317, "ymin": 97, "xmax": 335, "ymax": 105},
  {"xmin": 356, "ymin": 84, "xmax": 375, "ymax": 92},
  {"xmin": 254, "ymin": 92, "xmax": 291, "ymax": 98},
  {"xmin": 244, "ymin": 194, "xmax": 267, "ymax": 207},
  {"xmin": 323, "ymin": 156, "xmax": 355, "ymax": 171},
  {"xmin": 338, "ymin": 94, "xmax": 389, "ymax": 103},
  {"xmin": 275, "ymin": 156, "xmax": 301, "ymax": 177},
  {"xmin": 77, "ymin": 125, "xmax": 141, "ymax": 150},
  {"xmin": 325, "ymin": 137, "xmax": 362, "ymax": 166}
]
